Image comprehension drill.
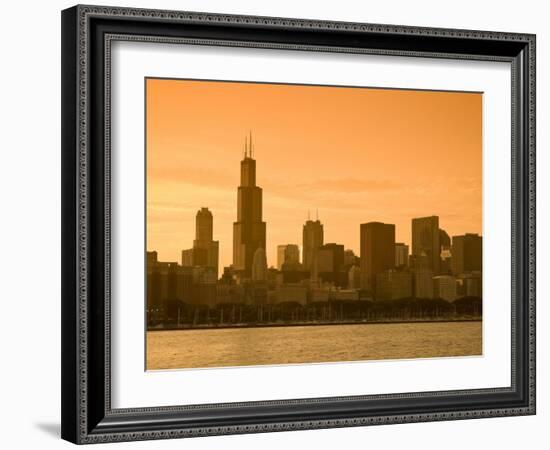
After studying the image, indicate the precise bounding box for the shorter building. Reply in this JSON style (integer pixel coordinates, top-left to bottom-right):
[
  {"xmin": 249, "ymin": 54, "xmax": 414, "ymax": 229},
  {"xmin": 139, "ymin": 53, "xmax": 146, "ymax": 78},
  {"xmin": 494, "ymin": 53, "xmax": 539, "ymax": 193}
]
[
  {"xmin": 315, "ymin": 243, "xmax": 346, "ymax": 287},
  {"xmin": 148, "ymin": 254, "xmax": 191, "ymax": 304},
  {"xmin": 181, "ymin": 207, "xmax": 220, "ymax": 274},
  {"xmin": 412, "ymin": 215, "xmax": 440, "ymax": 274},
  {"xmin": 360, "ymin": 222, "xmax": 395, "ymax": 293},
  {"xmin": 274, "ymin": 271, "xmax": 285, "ymax": 287},
  {"xmin": 253, "ymin": 285, "xmax": 268, "ymax": 304},
  {"xmin": 181, "ymin": 247, "xmax": 206, "ymax": 267},
  {"xmin": 440, "ymin": 247, "xmax": 452, "ymax": 275},
  {"xmin": 395, "ymin": 243, "xmax": 409, "ymax": 268},
  {"xmin": 277, "ymin": 244, "xmax": 300, "ymax": 270},
  {"xmin": 433, "ymin": 275, "xmax": 457, "ymax": 301},
  {"xmin": 457, "ymin": 272, "xmax": 482, "ymax": 298},
  {"xmin": 267, "ymin": 290, "xmax": 278, "ymax": 304},
  {"xmin": 187, "ymin": 266, "xmax": 217, "ymax": 306},
  {"xmin": 344, "ymin": 249, "xmax": 359, "ymax": 268},
  {"xmin": 147, "ymin": 251, "xmax": 158, "ymax": 266},
  {"xmin": 216, "ymin": 283, "xmax": 244, "ymax": 304},
  {"xmin": 439, "ymin": 228, "xmax": 451, "ymax": 249},
  {"xmin": 413, "ymin": 268, "xmax": 434, "ymax": 299},
  {"xmin": 451, "ymin": 233, "xmax": 482, "ymax": 275},
  {"xmin": 191, "ymin": 266, "xmax": 217, "ymax": 284},
  {"xmin": 219, "ymin": 266, "xmax": 237, "ymax": 284},
  {"xmin": 330, "ymin": 289, "xmax": 360, "ymax": 301},
  {"xmin": 309, "ymin": 287, "xmax": 330, "ymax": 303},
  {"xmin": 266, "ymin": 267, "xmax": 280, "ymax": 289},
  {"xmin": 242, "ymin": 282, "xmax": 268, "ymax": 305},
  {"xmin": 147, "ymin": 254, "xmax": 196, "ymax": 324},
  {"xmin": 376, "ymin": 270, "xmax": 412, "ymax": 300},
  {"xmin": 348, "ymin": 265, "xmax": 362, "ymax": 289},
  {"xmin": 274, "ymin": 284, "xmax": 308, "ymax": 305},
  {"xmin": 190, "ymin": 283, "xmax": 217, "ymax": 307},
  {"xmin": 281, "ymin": 261, "xmax": 309, "ymax": 284}
]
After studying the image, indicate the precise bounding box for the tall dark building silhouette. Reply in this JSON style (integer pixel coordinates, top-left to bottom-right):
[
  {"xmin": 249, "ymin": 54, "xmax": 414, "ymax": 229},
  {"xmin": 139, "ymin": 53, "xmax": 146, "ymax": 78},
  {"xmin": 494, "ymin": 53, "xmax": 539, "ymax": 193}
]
[
  {"xmin": 451, "ymin": 233, "xmax": 482, "ymax": 275},
  {"xmin": 303, "ymin": 214, "xmax": 324, "ymax": 272},
  {"xmin": 360, "ymin": 222, "xmax": 395, "ymax": 294},
  {"xmin": 412, "ymin": 216, "xmax": 440, "ymax": 274},
  {"xmin": 232, "ymin": 133, "xmax": 266, "ymax": 278},
  {"xmin": 181, "ymin": 207, "xmax": 219, "ymax": 275},
  {"xmin": 195, "ymin": 207, "xmax": 213, "ymax": 242}
]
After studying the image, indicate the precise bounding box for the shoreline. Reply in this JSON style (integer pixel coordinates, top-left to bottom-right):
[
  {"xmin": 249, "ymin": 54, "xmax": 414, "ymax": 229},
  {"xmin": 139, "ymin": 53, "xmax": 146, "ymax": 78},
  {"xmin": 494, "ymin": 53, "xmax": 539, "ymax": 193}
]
[{"xmin": 147, "ymin": 317, "xmax": 482, "ymax": 332}]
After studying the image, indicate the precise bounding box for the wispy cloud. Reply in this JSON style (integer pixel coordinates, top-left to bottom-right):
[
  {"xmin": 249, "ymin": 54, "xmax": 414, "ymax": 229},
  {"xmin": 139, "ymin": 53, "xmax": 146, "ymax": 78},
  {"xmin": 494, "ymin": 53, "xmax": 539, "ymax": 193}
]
[
  {"xmin": 293, "ymin": 177, "xmax": 399, "ymax": 193},
  {"xmin": 148, "ymin": 165, "xmax": 236, "ymax": 189}
]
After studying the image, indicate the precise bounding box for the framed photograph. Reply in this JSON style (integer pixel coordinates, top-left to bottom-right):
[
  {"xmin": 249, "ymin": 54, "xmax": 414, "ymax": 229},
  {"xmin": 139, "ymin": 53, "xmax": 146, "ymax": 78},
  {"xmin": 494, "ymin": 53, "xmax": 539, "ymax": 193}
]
[{"xmin": 61, "ymin": 5, "xmax": 536, "ymax": 444}]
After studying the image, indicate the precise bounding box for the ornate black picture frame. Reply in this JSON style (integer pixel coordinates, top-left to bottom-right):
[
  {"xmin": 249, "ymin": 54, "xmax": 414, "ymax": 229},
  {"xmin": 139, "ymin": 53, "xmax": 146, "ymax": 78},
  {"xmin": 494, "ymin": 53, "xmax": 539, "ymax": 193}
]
[{"xmin": 61, "ymin": 4, "xmax": 536, "ymax": 444}]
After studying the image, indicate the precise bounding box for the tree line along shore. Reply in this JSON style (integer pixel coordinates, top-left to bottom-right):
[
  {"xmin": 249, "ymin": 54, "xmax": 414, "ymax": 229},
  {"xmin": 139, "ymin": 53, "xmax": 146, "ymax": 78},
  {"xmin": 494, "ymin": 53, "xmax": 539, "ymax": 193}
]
[{"xmin": 148, "ymin": 296, "xmax": 481, "ymax": 330}]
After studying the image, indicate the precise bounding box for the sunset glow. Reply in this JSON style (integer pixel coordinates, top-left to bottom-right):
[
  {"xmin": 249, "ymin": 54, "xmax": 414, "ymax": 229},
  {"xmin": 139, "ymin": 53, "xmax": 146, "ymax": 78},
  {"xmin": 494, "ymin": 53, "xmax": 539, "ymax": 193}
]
[{"xmin": 146, "ymin": 78, "xmax": 482, "ymax": 273}]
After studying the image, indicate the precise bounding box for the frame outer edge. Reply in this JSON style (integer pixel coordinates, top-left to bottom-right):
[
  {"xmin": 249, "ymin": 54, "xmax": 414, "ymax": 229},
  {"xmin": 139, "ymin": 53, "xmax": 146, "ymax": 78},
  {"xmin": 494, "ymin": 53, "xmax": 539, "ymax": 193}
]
[
  {"xmin": 76, "ymin": 3, "xmax": 534, "ymax": 41},
  {"xmin": 61, "ymin": 5, "xmax": 80, "ymax": 445},
  {"xmin": 66, "ymin": 4, "xmax": 537, "ymax": 444},
  {"xmin": 527, "ymin": 34, "xmax": 536, "ymax": 415}
]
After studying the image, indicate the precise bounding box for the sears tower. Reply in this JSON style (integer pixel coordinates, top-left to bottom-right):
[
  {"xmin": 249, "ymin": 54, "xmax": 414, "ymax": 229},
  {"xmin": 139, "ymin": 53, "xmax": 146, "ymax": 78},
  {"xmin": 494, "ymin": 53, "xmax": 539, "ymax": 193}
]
[{"xmin": 233, "ymin": 133, "xmax": 266, "ymax": 278}]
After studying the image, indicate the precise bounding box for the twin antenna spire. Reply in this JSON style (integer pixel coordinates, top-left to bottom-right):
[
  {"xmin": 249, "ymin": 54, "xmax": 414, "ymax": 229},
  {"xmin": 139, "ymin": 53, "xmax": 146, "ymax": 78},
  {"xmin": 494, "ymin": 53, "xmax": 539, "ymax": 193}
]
[
  {"xmin": 307, "ymin": 210, "xmax": 320, "ymax": 221},
  {"xmin": 243, "ymin": 130, "xmax": 254, "ymax": 159}
]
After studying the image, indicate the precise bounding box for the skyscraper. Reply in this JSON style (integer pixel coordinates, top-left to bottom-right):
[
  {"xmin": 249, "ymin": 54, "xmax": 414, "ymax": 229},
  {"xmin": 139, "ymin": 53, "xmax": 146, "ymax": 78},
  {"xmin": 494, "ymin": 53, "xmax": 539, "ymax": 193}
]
[
  {"xmin": 277, "ymin": 244, "xmax": 300, "ymax": 270},
  {"xmin": 195, "ymin": 207, "xmax": 213, "ymax": 241},
  {"xmin": 181, "ymin": 207, "xmax": 219, "ymax": 275},
  {"xmin": 232, "ymin": 133, "xmax": 267, "ymax": 278},
  {"xmin": 451, "ymin": 233, "xmax": 482, "ymax": 275},
  {"xmin": 303, "ymin": 216, "xmax": 324, "ymax": 272},
  {"xmin": 193, "ymin": 207, "xmax": 219, "ymax": 274},
  {"xmin": 360, "ymin": 222, "xmax": 395, "ymax": 294},
  {"xmin": 412, "ymin": 216, "xmax": 440, "ymax": 274}
]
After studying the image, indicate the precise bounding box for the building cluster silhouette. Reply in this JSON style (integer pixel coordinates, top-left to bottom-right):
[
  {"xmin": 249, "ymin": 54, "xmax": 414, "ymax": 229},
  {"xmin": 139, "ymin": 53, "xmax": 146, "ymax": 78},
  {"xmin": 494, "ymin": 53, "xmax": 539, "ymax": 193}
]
[{"xmin": 147, "ymin": 135, "xmax": 482, "ymax": 326}]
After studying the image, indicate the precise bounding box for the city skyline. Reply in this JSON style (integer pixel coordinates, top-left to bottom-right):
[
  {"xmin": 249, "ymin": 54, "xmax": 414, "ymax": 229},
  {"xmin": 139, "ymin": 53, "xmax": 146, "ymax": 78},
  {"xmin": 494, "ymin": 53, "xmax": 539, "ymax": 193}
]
[
  {"xmin": 149, "ymin": 149, "xmax": 482, "ymax": 285},
  {"xmin": 148, "ymin": 152, "xmax": 482, "ymax": 276},
  {"xmin": 146, "ymin": 78, "xmax": 482, "ymax": 273}
]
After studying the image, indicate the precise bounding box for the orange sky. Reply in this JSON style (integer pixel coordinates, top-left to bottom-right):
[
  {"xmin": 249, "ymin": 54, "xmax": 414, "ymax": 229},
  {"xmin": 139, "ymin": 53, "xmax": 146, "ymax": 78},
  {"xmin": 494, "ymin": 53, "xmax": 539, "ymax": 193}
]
[{"xmin": 146, "ymin": 78, "xmax": 482, "ymax": 272}]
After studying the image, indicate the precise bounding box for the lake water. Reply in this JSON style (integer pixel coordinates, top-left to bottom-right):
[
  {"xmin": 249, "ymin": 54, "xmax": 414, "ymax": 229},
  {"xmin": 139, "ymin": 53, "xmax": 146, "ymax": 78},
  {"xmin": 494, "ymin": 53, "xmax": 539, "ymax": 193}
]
[{"xmin": 146, "ymin": 321, "xmax": 482, "ymax": 370}]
